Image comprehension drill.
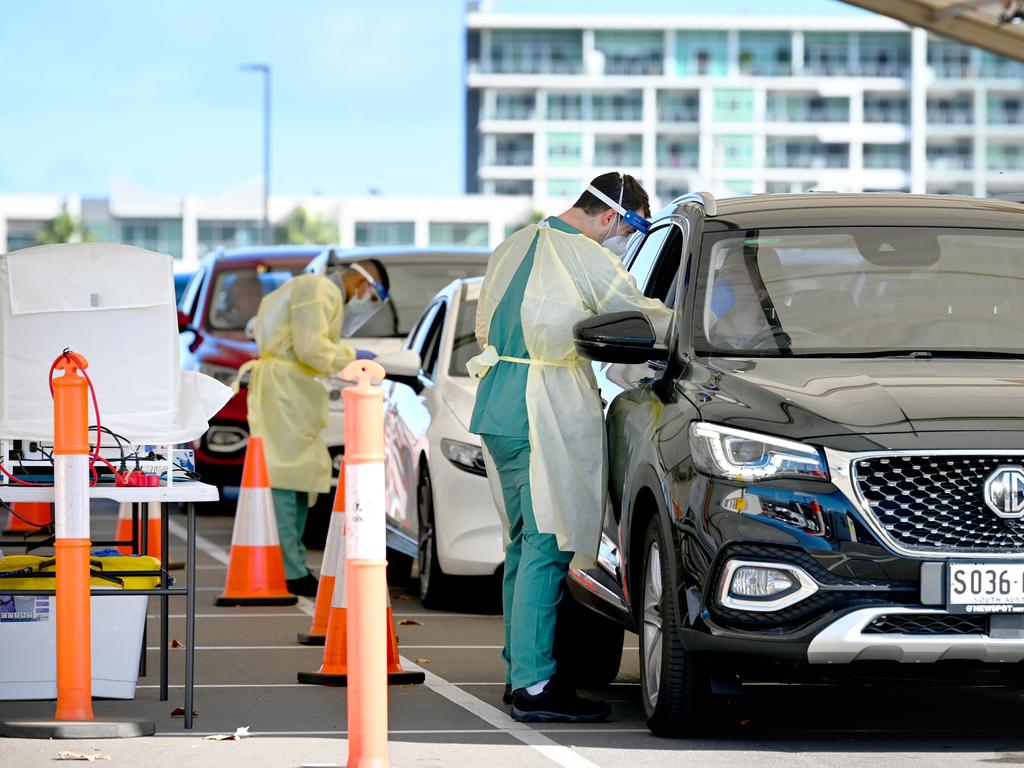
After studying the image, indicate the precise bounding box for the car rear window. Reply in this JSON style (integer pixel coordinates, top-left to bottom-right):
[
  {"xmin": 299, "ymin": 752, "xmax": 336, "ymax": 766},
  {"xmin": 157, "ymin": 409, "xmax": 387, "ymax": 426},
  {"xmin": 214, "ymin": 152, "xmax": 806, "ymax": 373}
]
[{"xmin": 333, "ymin": 261, "xmax": 488, "ymax": 338}]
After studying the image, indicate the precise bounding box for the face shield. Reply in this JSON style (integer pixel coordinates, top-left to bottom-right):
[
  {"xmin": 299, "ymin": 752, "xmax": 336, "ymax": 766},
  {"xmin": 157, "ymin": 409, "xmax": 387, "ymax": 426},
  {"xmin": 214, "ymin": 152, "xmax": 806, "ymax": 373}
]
[
  {"xmin": 586, "ymin": 181, "xmax": 652, "ymax": 257},
  {"xmin": 340, "ymin": 262, "xmax": 390, "ymax": 337}
]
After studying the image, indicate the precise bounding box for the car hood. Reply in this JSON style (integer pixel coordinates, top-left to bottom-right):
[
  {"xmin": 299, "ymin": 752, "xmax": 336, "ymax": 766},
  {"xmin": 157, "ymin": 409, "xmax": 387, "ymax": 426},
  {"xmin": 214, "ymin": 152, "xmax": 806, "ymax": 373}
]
[
  {"xmin": 687, "ymin": 357, "xmax": 1024, "ymax": 450},
  {"xmin": 441, "ymin": 376, "xmax": 479, "ymax": 433}
]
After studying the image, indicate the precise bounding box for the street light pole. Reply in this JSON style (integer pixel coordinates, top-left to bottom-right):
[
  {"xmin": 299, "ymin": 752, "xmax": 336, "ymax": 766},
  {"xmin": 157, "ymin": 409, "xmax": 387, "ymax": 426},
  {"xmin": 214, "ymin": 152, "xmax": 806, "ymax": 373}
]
[{"xmin": 240, "ymin": 64, "xmax": 271, "ymax": 245}]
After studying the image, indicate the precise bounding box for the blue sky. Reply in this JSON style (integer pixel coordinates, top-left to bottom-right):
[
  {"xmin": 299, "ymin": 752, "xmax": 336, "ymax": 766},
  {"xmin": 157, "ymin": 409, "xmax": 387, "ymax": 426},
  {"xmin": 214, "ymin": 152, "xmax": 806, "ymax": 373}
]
[{"xmin": 0, "ymin": 0, "xmax": 868, "ymax": 199}]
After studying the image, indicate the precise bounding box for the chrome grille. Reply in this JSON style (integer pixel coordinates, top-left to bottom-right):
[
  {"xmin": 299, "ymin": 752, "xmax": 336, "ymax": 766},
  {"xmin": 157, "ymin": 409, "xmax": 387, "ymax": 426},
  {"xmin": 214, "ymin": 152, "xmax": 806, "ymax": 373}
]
[
  {"xmin": 863, "ymin": 614, "xmax": 986, "ymax": 636},
  {"xmin": 854, "ymin": 454, "xmax": 1024, "ymax": 554}
]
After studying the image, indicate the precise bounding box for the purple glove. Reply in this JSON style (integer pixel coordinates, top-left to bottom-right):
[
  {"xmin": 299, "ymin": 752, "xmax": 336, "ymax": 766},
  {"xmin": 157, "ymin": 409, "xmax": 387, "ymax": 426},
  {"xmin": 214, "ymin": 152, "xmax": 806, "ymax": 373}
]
[{"xmin": 355, "ymin": 349, "xmax": 377, "ymax": 360}]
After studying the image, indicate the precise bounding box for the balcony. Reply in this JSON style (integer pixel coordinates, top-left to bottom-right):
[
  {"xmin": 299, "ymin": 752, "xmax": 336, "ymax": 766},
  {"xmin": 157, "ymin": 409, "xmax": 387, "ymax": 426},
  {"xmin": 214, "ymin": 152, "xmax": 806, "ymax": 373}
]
[
  {"xmin": 926, "ymin": 109, "xmax": 974, "ymax": 125},
  {"xmin": 473, "ymin": 59, "xmax": 584, "ymax": 76},
  {"xmin": 602, "ymin": 55, "xmax": 663, "ymax": 76},
  {"xmin": 594, "ymin": 151, "xmax": 642, "ymax": 167},
  {"xmin": 766, "ymin": 105, "xmax": 850, "ymax": 123},
  {"xmin": 767, "ymin": 142, "xmax": 849, "ymax": 169},
  {"xmin": 926, "ymin": 154, "xmax": 973, "ymax": 171},
  {"xmin": 482, "ymin": 150, "xmax": 534, "ymax": 167},
  {"xmin": 864, "ymin": 107, "xmax": 909, "ymax": 124}
]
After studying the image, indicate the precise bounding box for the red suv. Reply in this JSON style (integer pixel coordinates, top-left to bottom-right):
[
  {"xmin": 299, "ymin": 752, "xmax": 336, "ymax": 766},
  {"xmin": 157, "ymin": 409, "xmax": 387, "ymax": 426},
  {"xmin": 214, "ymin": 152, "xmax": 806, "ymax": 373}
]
[{"xmin": 177, "ymin": 245, "xmax": 322, "ymax": 506}]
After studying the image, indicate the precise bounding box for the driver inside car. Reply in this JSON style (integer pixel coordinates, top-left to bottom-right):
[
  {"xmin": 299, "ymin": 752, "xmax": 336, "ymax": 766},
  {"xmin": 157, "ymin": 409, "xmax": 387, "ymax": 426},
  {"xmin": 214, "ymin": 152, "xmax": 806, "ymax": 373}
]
[{"xmin": 707, "ymin": 246, "xmax": 775, "ymax": 349}]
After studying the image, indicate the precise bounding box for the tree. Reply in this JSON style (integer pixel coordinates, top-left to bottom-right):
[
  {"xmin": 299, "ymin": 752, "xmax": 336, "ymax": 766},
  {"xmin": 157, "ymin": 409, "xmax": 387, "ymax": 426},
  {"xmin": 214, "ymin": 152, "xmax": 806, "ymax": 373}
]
[
  {"xmin": 273, "ymin": 206, "xmax": 338, "ymax": 245},
  {"xmin": 35, "ymin": 212, "xmax": 92, "ymax": 245},
  {"xmin": 510, "ymin": 210, "xmax": 545, "ymax": 232}
]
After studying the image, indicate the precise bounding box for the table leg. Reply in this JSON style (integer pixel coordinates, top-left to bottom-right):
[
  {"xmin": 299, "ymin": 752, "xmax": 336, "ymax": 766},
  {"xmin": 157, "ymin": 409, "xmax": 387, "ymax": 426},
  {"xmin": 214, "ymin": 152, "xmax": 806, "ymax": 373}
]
[
  {"xmin": 185, "ymin": 501, "xmax": 196, "ymax": 730},
  {"xmin": 160, "ymin": 501, "xmax": 169, "ymax": 701},
  {"xmin": 138, "ymin": 503, "xmax": 147, "ymax": 679}
]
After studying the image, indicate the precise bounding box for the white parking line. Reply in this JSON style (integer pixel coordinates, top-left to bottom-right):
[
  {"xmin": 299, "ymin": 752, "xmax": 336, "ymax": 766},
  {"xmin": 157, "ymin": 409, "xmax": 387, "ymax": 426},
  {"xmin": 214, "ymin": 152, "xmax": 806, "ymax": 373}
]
[
  {"xmin": 145, "ymin": 645, "xmax": 503, "ymax": 651},
  {"xmin": 169, "ymin": 519, "xmax": 609, "ymax": 768},
  {"xmin": 154, "ymin": 728, "xmax": 650, "ymax": 737},
  {"xmin": 147, "ymin": 613, "xmax": 307, "ymax": 619}
]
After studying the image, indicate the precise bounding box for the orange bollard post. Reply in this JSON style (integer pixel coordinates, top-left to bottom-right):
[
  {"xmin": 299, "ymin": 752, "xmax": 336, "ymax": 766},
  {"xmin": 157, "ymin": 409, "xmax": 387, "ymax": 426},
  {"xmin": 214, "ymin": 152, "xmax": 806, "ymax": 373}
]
[
  {"xmin": 4, "ymin": 501, "xmax": 52, "ymax": 533},
  {"xmin": 342, "ymin": 359, "xmax": 390, "ymax": 768},
  {"xmin": 51, "ymin": 353, "xmax": 94, "ymax": 724},
  {"xmin": 298, "ymin": 464, "xmax": 345, "ymax": 645}
]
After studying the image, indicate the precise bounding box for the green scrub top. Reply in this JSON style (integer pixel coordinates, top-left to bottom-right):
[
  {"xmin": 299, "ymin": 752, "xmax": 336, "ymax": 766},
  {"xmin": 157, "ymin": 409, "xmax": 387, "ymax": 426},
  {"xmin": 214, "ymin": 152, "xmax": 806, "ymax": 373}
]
[{"xmin": 470, "ymin": 216, "xmax": 581, "ymax": 438}]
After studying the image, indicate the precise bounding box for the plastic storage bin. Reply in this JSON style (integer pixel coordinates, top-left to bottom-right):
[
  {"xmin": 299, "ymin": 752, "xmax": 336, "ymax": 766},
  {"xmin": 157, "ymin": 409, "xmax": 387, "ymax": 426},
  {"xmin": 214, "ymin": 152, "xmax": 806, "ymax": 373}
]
[{"xmin": 0, "ymin": 554, "xmax": 161, "ymax": 700}]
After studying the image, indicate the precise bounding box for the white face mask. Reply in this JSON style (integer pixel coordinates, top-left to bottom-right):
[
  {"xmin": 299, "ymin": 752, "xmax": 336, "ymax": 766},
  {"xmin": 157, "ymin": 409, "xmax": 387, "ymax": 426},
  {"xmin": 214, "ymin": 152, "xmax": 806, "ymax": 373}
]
[
  {"xmin": 342, "ymin": 292, "xmax": 379, "ymax": 336},
  {"xmin": 602, "ymin": 234, "xmax": 630, "ymax": 258}
]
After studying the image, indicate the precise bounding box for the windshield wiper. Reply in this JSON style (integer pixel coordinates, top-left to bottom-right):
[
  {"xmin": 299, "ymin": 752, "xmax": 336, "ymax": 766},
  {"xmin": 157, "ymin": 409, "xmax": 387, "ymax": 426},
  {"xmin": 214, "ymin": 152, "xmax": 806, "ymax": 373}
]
[{"xmin": 791, "ymin": 349, "xmax": 1024, "ymax": 360}]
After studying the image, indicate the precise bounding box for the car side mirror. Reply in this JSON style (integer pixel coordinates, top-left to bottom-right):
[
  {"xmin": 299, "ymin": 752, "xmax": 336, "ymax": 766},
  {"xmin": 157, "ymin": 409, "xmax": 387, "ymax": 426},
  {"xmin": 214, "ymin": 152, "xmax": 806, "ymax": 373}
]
[
  {"xmin": 177, "ymin": 309, "xmax": 192, "ymax": 333},
  {"xmin": 573, "ymin": 311, "xmax": 668, "ymax": 364},
  {"xmin": 377, "ymin": 349, "xmax": 424, "ymax": 393}
]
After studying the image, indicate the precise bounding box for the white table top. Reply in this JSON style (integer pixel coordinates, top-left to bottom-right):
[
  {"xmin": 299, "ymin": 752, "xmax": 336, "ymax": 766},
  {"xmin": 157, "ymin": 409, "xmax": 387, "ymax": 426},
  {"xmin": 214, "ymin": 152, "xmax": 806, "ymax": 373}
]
[{"xmin": 0, "ymin": 481, "xmax": 219, "ymax": 503}]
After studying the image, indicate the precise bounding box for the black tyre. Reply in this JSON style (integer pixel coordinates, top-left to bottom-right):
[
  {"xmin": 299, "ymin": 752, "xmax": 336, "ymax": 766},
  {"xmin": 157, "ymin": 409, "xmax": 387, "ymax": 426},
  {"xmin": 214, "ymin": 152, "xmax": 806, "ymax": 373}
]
[
  {"xmin": 387, "ymin": 549, "xmax": 414, "ymax": 586},
  {"xmin": 554, "ymin": 588, "xmax": 624, "ymax": 688},
  {"xmin": 638, "ymin": 515, "xmax": 711, "ymax": 737},
  {"xmin": 417, "ymin": 467, "xmax": 449, "ymax": 609}
]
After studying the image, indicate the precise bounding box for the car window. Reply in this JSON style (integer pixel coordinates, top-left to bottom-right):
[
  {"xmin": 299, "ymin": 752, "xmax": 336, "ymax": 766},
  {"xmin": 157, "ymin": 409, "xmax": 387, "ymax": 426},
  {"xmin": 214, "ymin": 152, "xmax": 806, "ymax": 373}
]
[
  {"xmin": 419, "ymin": 303, "xmax": 448, "ymax": 380},
  {"xmin": 646, "ymin": 225, "xmax": 688, "ymax": 307},
  {"xmin": 626, "ymin": 225, "xmax": 674, "ymax": 295},
  {"xmin": 180, "ymin": 267, "xmax": 206, "ymax": 319},
  {"xmin": 207, "ymin": 266, "xmax": 303, "ymax": 331},
  {"xmin": 327, "ymin": 260, "xmax": 487, "ymax": 339},
  {"xmin": 449, "ymin": 298, "xmax": 478, "ymax": 377},
  {"xmin": 409, "ymin": 301, "xmax": 442, "ymax": 357}
]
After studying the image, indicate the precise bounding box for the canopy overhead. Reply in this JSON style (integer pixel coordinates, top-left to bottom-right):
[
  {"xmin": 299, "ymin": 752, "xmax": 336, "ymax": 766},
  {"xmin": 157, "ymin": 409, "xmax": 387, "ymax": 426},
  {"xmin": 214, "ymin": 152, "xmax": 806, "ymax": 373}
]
[{"xmin": 841, "ymin": 0, "xmax": 1024, "ymax": 62}]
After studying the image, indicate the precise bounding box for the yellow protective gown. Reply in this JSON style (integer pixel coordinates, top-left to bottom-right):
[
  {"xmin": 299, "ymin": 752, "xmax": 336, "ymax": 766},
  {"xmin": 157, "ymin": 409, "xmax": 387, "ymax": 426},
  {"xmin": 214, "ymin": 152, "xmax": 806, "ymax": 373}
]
[
  {"xmin": 468, "ymin": 223, "xmax": 672, "ymax": 568},
  {"xmin": 241, "ymin": 274, "xmax": 354, "ymax": 502}
]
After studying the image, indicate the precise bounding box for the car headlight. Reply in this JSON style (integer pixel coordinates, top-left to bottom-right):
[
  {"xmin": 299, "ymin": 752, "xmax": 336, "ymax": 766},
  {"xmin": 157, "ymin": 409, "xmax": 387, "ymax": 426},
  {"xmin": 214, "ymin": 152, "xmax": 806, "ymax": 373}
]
[
  {"xmin": 200, "ymin": 362, "xmax": 242, "ymax": 387},
  {"xmin": 688, "ymin": 422, "xmax": 828, "ymax": 482},
  {"xmin": 441, "ymin": 438, "xmax": 487, "ymax": 476}
]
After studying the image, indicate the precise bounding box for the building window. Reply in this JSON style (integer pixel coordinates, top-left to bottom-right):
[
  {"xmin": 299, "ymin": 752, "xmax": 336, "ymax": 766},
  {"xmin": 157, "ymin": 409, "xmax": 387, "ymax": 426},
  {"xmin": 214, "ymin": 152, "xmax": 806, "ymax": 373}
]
[
  {"xmin": 766, "ymin": 93, "xmax": 849, "ymax": 122},
  {"xmin": 927, "ymin": 94, "xmax": 973, "ymax": 125},
  {"xmin": 197, "ymin": 220, "xmax": 262, "ymax": 257},
  {"xmin": 766, "ymin": 139, "xmax": 849, "ymax": 169},
  {"xmin": 547, "ymin": 178, "xmax": 581, "ymax": 197},
  {"xmin": 594, "ymin": 31, "xmax": 663, "ymax": 76},
  {"xmin": 428, "ymin": 222, "xmax": 489, "ymax": 247},
  {"xmin": 546, "ymin": 92, "xmax": 584, "ymax": 121},
  {"xmin": 716, "ymin": 135, "xmax": 754, "ymax": 169},
  {"xmin": 656, "ymin": 136, "xmax": 698, "ymax": 169},
  {"xmin": 987, "ymin": 94, "xmax": 1023, "ymax": 125},
  {"xmin": 804, "ymin": 32, "xmax": 850, "ymax": 76},
  {"xmin": 5, "ymin": 220, "xmax": 45, "ymax": 251},
  {"xmin": 987, "ymin": 143, "xmax": 1024, "ymax": 172},
  {"xmin": 490, "ymin": 91, "xmax": 536, "ymax": 121},
  {"xmin": 714, "ymin": 89, "xmax": 755, "ymax": 123},
  {"xmin": 926, "ymin": 141, "xmax": 973, "ymax": 171},
  {"xmin": 857, "ymin": 32, "xmax": 910, "ymax": 77},
  {"xmin": 493, "ymin": 180, "xmax": 534, "ymax": 196},
  {"xmin": 656, "ymin": 181, "xmax": 689, "ymax": 202},
  {"xmin": 675, "ymin": 31, "xmax": 728, "ymax": 76},
  {"xmin": 354, "ymin": 222, "xmax": 414, "ymax": 247},
  {"xmin": 864, "ymin": 93, "xmax": 910, "ymax": 123},
  {"xmin": 738, "ymin": 32, "xmax": 792, "ymax": 76},
  {"xmin": 485, "ymin": 134, "xmax": 533, "ymax": 166},
  {"xmin": 489, "ymin": 29, "xmax": 583, "ymax": 75},
  {"xmin": 594, "ymin": 135, "xmax": 642, "ymax": 167},
  {"xmin": 979, "ymin": 51, "xmax": 1024, "ymax": 79},
  {"xmin": 864, "ymin": 143, "xmax": 911, "ymax": 170},
  {"xmin": 928, "ymin": 38, "xmax": 973, "ymax": 79},
  {"xmin": 657, "ymin": 90, "xmax": 699, "ymax": 123},
  {"xmin": 592, "ymin": 91, "xmax": 643, "ymax": 121},
  {"xmin": 547, "ymin": 132, "xmax": 582, "ymax": 167},
  {"xmin": 117, "ymin": 218, "xmax": 183, "ymax": 258}
]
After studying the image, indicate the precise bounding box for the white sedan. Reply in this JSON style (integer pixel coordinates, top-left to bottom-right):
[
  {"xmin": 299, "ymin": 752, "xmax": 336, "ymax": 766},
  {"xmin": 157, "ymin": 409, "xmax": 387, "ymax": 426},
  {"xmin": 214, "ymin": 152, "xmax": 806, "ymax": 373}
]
[{"xmin": 377, "ymin": 278, "xmax": 504, "ymax": 607}]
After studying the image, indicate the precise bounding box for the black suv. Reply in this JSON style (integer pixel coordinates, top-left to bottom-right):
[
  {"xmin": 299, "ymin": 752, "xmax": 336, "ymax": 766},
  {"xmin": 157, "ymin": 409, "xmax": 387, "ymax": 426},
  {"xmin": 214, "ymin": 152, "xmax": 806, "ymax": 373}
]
[{"xmin": 563, "ymin": 192, "xmax": 1024, "ymax": 737}]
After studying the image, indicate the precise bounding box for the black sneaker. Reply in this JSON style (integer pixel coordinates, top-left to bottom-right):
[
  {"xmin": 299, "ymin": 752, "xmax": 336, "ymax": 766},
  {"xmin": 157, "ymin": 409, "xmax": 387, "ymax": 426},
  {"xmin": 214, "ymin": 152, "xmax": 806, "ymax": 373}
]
[
  {"xmin": 503, "ymin": 684, "xmax": 513, "ymax": 705},
  {"xmin": 286, "ymin": 572, "xmax": 319, "ymax": 597},
  {"xmin": 511, "ymin": 679, "xmax": 610, "ymax": 723}
]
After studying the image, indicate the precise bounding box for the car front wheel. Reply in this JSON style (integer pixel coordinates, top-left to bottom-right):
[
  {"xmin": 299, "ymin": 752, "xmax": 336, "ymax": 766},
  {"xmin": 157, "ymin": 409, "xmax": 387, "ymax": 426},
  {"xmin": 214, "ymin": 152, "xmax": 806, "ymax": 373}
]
[{"xmin": 639, "ymin": 515, "xmax": 711, "ymax": 737}]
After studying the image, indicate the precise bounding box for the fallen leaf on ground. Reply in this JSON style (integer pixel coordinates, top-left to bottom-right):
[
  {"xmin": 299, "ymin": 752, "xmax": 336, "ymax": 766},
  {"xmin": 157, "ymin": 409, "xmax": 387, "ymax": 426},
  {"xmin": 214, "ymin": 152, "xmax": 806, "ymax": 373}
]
[
  {"xmin": 169, "ymin": 639, "xmax": 184, "ymax": 648},
  {"xmin": 414, "ymin": 658, "xmax": 431, "ymax": 664},
  {"xmin": 55, "ymin": 752, "xmax": 110, "ymax": 761},
  {"xmin": 395, "ymin": 594, "xmax": 415, "ymax": 600},
  {"xmin": 398, "ymin": 619, "xmax": 422, "ymax": 626},
  {"xmin": 202, "ymin": 727, "xmax": 249, "ymax": 741},
  {"xmin": 170, "ymin": 707, "xmax": 198, "ymax": 717},
  {"xmin": 233, "ymin": 726, "xmax": 251, "ymax": 739}
]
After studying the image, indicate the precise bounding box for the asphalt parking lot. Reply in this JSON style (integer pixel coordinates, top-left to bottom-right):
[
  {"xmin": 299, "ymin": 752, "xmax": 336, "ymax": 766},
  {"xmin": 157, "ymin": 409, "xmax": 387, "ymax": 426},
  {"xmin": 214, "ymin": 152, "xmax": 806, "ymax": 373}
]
[{"xmin": 4, "ymin": 504, "xmax": 1024, "ymax": 767}]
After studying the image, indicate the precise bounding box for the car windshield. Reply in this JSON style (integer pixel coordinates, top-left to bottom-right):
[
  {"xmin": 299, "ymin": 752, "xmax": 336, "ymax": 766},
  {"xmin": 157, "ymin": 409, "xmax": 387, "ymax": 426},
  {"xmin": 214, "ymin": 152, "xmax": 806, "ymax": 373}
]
[
  {"xmin": 449, "ymin": 298, "xmax": 478, "ymax": 377},
  {"xmin": 330, "ymin": 260, "xmax": 487, "ymax": 338},
  {"xmin": 208, "ymin": 266, "xmax": 303, "ymax": 331},
  {"xmin": 694, "ymin": 226, "xmax": 1024, "ymax": 358}
]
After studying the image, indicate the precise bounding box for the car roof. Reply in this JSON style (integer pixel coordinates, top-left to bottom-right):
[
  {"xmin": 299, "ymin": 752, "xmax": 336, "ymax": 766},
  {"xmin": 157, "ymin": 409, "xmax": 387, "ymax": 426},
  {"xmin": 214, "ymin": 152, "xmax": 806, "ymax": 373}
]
[
  {"xmin": 321, "ymin": 245, "xmax": 491, "ymax": 263},
  {"xmin": 207, "ymin": 245, "xmax": 325, "ymax": 266},
  {"xmin": 661, "ymin": 193, "xmax": 1024, "ymax": 233}
]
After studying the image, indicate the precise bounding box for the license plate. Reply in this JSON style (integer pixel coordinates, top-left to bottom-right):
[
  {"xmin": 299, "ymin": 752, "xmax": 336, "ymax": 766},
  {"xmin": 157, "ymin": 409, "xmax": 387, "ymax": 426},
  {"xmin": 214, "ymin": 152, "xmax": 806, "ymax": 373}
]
[{"xmin": 948, "ymin": 563, "xmax": 1024, "ymax": 613}]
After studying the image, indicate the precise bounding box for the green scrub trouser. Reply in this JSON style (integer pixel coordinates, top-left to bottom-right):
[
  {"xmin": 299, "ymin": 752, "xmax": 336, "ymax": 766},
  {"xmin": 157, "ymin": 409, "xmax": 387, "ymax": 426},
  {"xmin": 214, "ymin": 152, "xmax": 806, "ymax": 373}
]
[
  {"xmin": 482, "ymin": 434, "xmax": 573, "ymax": 692},
  {"xmin": 271, "ymin": 488, "xmax": 309, "ymax": 580}
]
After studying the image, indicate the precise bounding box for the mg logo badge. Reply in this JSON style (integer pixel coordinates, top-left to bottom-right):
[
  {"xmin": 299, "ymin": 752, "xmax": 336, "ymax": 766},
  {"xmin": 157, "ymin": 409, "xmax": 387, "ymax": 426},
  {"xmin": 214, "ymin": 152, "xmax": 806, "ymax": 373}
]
[{"xmin": 984, "ymin": 466, "xmax": 1024, "ymax": 519}]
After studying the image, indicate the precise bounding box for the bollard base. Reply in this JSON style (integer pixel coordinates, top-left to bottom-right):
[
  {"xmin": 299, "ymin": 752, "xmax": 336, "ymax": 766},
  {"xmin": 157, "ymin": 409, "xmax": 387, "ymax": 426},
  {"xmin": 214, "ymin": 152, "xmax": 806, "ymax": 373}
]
[
  {"xmin": 297, "ymin": 632, "xmax": 326, "ymax": 646},
  {"xmin": 215, "ymin": 594, "xmax": 298, "ymax": 607},
  {"xmin": 0, "ymin": 718, "xmax": 156, "ymax": 739},
  {"xmin": 297, "ymin": 669, "xmax": 425, "ymax": 687}
]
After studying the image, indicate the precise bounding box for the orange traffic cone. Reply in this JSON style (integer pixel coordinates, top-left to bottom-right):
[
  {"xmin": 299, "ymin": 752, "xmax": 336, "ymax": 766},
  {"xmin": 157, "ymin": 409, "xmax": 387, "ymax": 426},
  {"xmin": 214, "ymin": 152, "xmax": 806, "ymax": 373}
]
[
  {"xmin": 215, "ymin": 436, "xmax": 297, "ymax": 606},
  {"xmin": 298, "ymin": 467, "xmax": 345, "ymax": 646},
  {"xmin": 296, "ymin": 482, "xmax": 424, "ymax": 685},
  {"xmin": 4, "ymin": 502, "xmax": 51, "ymax": 533}
]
